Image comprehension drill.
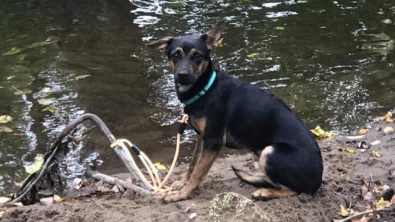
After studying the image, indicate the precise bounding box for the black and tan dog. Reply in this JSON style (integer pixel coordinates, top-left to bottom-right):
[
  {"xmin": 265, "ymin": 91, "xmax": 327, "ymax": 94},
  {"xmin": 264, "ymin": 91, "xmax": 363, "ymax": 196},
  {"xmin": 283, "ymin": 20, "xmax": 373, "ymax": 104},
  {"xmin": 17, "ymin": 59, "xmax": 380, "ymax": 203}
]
[{"xmin": 148, "ymin": 21, "xmax": 323, "ymax": 203}]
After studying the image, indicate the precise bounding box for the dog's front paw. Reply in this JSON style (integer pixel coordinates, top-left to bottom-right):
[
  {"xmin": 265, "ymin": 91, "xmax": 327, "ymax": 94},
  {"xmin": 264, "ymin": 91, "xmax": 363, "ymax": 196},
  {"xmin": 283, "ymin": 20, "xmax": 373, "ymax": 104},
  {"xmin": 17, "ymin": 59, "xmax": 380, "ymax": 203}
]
[
  {"xmin": 170, "ymin": 180, "xmax": 186, "ymax": 191},
  {"xmin": 163, "ymin": 191, "xmax": 188, "ymax": 203}
]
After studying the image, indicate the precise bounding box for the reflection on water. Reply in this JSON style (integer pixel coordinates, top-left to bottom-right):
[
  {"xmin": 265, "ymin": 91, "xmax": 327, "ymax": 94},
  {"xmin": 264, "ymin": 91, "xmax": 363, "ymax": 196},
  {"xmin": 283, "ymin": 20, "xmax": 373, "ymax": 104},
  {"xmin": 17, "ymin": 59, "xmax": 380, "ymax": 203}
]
[{"xmin": 0, "ymin": 0, "xmax": 394, "ymax": 195}]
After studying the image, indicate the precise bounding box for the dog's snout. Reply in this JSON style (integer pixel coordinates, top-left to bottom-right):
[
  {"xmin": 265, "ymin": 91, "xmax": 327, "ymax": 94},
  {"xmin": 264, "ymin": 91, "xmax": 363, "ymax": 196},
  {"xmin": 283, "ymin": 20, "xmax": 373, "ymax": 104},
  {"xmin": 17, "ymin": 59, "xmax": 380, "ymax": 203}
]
[{"xmin": 178, "ymin": 72, "xmax": 189, "ymax": 79}]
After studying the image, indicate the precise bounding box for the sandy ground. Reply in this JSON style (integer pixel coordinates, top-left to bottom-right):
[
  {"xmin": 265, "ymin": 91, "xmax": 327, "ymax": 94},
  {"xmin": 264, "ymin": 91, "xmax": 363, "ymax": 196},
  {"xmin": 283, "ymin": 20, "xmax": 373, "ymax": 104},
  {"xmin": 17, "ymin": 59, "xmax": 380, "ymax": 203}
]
[{"xmin": 1, "ymin": 120, "xmax": 394, "ymax": 222}]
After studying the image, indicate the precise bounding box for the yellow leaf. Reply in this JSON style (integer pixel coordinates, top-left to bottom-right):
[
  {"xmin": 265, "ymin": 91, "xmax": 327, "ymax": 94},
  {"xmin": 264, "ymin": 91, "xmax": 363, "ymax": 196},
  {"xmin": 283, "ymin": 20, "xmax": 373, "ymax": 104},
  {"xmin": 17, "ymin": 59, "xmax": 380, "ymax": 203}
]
[
  {"xmin": 345, "ymin": 148, "xmax": 355, "ymax": 154},
  {"xmin": 24, "ymin": 155, "xmax": 44, "ymax": 174},
  {"xmin": 340, "ymin": 172, "xmax": 346, "ymax": 177},
  {"xmin": 274, "ymin": 26, "xmax": 285, "ymax": 30},
  {"xmin": 154, "ymin": 162, "xmax": 166, "ymax": 170},
  {"xmin": 0, "ymin": 115, "xmax": 13, "ymax": 123},
  {"xmin": 339, "ymin": 204, "xmax": 349, "ymax": 217},
  {"xmin": 357, "ymin": 129, "xmax": 369, "ymax": 135},
  {"xmin": 247, "ymin": 53, "xmax": 260, "ymax": 58},
  {"xmin": 311, "ymin": 126, "xmax": 334, "ymax": 140},
  {"xmin": 0, "ymin": 211, "xmax": 5, "ymax": 217},
  {"xmin": 53, "ymin": 194, "xmax": 63, "ymax": 202},
  {"xmin": 42, "ymin": 107, "xmax": 58, "ymax": 113}
]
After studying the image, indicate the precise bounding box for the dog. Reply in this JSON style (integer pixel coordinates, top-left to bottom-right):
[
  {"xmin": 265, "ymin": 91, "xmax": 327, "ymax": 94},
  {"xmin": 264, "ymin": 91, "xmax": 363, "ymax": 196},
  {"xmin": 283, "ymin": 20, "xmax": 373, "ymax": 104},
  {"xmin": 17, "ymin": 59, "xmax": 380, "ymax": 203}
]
[{"xmin": 148, "ymin": 21, "xmax": 323, "ymax": 203}]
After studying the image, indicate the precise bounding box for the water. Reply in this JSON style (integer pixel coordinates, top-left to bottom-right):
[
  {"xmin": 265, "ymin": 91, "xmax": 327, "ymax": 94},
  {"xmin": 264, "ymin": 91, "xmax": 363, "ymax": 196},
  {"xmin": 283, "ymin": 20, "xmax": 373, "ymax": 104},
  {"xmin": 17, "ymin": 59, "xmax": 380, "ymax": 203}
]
[{"xmin": 0, "ymin": 0, "xmax": 394, "ymax": 195}]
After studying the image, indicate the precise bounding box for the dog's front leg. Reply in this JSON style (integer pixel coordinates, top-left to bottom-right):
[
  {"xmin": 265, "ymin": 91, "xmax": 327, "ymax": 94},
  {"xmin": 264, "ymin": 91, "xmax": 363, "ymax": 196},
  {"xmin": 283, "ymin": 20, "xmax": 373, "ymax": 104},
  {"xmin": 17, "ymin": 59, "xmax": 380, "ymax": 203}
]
[
  {"xmin": 171, "ymin": 136, "xmax": 203, "ymax": 190},
  {"xmin": 164, "ymin": 137, "xmax": 222, "ymax": 203}
]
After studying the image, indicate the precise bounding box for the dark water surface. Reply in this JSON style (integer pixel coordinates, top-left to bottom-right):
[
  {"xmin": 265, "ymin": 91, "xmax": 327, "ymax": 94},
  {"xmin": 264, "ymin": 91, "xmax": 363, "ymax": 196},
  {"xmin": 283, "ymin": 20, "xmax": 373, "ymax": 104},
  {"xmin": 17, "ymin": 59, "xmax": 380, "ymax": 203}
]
[{"xmin": 0, "ymin": 0, "xmax": 394, "ymax": 195}]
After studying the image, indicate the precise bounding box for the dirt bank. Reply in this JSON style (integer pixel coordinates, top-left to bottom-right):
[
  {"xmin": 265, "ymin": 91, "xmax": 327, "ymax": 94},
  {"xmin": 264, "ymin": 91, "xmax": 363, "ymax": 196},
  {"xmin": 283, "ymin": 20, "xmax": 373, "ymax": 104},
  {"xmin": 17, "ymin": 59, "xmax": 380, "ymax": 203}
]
[{"xmin": 1, "ymin": 120, "xmax": 394, "ymax": 222}]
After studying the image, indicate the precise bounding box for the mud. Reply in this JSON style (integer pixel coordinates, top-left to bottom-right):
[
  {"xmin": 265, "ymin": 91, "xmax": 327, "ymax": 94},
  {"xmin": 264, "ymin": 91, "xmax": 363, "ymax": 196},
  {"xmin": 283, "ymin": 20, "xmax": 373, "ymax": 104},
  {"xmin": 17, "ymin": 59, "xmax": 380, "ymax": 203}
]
[{"xmin": 1, "ymin": 120, "xmax": 394, "ymax": 222}]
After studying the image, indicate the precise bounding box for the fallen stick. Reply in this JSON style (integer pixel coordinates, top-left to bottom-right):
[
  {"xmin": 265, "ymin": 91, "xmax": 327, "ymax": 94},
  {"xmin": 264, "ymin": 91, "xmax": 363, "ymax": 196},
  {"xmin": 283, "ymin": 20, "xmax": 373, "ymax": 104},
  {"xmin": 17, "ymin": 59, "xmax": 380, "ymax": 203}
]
[
  {"xmin": 86, "ymin": 170, "xmax": 164, "ymax": 200},
  {"xmin": 333, "ymin": 205, "xmax": 395, "ymax": 222}
]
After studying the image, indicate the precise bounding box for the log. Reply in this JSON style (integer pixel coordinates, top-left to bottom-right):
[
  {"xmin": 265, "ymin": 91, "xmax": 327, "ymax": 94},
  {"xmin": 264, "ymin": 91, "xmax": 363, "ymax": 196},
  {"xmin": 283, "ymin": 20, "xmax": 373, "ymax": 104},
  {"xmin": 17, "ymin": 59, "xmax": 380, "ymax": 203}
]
[{"xmin": 86, "ymin": 170, "xmax": 164, "ymax": 200}]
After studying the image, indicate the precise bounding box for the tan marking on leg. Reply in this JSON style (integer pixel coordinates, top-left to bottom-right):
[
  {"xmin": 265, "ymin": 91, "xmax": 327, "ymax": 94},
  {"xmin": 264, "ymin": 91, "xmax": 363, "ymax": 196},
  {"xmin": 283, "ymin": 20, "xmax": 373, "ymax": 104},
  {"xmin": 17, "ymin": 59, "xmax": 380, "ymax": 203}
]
[
  {"xmin": 164, "ymin": 150, "xmax": 220, "ymax": 202},
  {"xmin": 190, "ymin": 117, "xmax": 206, "ymax": 136},
  {"xmin": 259, "ymin": 145, "xmax": 274, "ymax": 172},
  {"xmin": 252, "ymin": 187, "xmax": 297, "ymax": 201},
  {"xmin": 171, "ymin": 136, "xmax": 203, "ymax": 190}
]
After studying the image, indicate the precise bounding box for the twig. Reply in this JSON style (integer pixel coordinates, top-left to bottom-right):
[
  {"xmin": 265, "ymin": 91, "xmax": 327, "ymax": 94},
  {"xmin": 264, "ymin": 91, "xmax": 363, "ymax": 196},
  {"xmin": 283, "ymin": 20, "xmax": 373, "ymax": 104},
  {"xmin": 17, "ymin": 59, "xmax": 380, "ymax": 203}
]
[{"xmin": 333, "ymin": 205, "xmax": 395, "ymax": 222}]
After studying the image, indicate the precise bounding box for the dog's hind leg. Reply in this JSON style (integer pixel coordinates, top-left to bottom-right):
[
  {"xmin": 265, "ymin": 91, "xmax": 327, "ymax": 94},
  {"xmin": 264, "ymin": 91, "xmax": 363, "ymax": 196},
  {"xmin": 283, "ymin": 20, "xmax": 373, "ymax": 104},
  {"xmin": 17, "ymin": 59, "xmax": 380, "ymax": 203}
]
[
  {"xmin": 171, "ymin": 136, "xmax": 203, "ymax": 190},
  {"xmin": 251, "ymin": 187, "xmax": 297, "ymax": 200}
]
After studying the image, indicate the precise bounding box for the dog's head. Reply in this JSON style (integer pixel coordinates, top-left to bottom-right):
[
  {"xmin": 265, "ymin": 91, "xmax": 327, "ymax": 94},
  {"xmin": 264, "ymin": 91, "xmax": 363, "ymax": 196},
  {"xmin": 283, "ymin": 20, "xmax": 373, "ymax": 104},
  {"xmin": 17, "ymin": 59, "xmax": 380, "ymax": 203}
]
[{"xmin": 147, "ymin": 21, "xmax": 224, "ymax": 93}]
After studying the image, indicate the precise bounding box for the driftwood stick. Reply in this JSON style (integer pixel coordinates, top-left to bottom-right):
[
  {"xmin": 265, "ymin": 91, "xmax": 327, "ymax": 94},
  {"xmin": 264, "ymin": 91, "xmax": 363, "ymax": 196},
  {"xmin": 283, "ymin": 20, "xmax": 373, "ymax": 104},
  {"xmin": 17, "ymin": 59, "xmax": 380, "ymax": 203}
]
[
  {"xmin": 12, "ymin": 113, "xmax": 146, "ymax": 204},
  {"xmin": 87, "ymin": 170, "xmax": 164, "ymax": 200},
  {"xmin": 333, "ymin": 205, "xmax": 395, "ymax": 222}
]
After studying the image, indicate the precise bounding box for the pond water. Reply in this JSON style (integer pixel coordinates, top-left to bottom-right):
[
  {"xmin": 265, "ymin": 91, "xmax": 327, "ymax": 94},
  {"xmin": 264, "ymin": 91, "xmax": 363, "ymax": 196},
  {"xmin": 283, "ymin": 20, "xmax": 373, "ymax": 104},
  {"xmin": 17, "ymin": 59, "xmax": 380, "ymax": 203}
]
[{"xmin": 0, "ymin": 0, "xmax": 394, "ymax": 195}]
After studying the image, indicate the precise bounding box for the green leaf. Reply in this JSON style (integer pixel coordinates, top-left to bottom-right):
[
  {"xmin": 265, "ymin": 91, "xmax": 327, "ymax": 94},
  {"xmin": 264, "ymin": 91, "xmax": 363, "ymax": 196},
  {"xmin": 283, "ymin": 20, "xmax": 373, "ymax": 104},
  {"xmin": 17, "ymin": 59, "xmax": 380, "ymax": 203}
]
[
  {"xmin": 246, "ymin": 53, "xmax": 260, "ymax": 58},
  {"xmin": 2, "ymin": 47, "xmax": 22, "ymax": 56},
  {"xmin": 14, "ymin": 88, "xmax": 33, "ymax": 95},
  {"xmin": 27, "ymin": 41, "xmax": 49, "ymax": 49},
  {"xmin": 42, "ymin": 107, "xmax": 58, "ymax": 113},
  {"xmin": 24, "ymin": 155, "xmax": 44, "ymax": 174},
  {"xmin": 0, "ymin": 115, "xmax": 13, "ymax": 123}
]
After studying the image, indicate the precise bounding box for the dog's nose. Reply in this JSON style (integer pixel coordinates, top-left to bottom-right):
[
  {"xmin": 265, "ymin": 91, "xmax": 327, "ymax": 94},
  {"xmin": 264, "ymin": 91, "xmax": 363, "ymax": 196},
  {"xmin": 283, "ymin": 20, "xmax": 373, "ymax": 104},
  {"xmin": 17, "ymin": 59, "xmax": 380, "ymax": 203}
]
[{"xmin": 178, "ymin": 72, "xmax": 189, "ymax": 79}]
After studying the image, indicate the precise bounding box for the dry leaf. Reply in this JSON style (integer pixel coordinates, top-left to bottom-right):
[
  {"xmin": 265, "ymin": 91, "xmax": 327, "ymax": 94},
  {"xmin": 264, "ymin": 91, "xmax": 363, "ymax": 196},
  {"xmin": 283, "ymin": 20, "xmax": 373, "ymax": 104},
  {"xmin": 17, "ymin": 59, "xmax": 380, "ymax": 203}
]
[
  {"xmin": 371, "ymin": 151, "xmax": 382, "ymax": 157},
  {"xmin": 339, "ymin": 204, "xmax": 349, "ymax": 217},
  {"xmin": 378, "ymin": 112, "xmax": 393, "ymax": 122},
  {"xmin": 0, "ymin": 211, "xmax": 4, "ymax": 217},
  {"xmin": 383, "ymin": 126, "xmax": 394, "ymax": 134},
  {"xmin": 75, "ymin": 75, "xmax": 91, "ymax": 80},
  {"xmin": 37, "ymin": 98, "xmax": 55, "ymax": 105},
  {"xmin": 357, "ymin": 129, "xmax": 369, "ymax": 135},
  {"xmin": 370, "ymin": 140, "xmax": 381, "ymax": 146},
  {"xmin": 40, "ymin": 197, "xmax": 54, "ymax": 206}
]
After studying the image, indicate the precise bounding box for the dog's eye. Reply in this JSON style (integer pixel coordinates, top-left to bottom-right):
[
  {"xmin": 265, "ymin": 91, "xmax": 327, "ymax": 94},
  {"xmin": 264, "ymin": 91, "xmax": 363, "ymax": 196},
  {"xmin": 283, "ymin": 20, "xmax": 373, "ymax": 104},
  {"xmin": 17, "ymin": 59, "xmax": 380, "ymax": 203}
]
[
  {"xmin": 194, "ymin": 53, "xmax": 202, "ymax": 59},
  {"xmin": 172, "ymin": 52, "xmax": 180, "ymax": 59}
]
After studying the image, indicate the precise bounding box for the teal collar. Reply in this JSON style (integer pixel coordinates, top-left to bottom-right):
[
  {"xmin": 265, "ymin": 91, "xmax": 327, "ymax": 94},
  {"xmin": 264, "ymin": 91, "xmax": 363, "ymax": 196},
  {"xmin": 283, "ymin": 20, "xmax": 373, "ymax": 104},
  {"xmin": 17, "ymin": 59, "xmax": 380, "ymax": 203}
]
[{"xmin": 182, "ymin": 71, "xmax": 217, "ymax": 105}]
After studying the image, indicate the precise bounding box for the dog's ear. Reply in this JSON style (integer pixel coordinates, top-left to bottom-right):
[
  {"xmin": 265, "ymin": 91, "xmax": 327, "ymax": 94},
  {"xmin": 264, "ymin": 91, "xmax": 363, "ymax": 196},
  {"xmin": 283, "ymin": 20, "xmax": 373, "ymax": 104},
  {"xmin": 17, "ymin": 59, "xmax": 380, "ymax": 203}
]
[
  {"xmin": 146, "ymin": 36, "xmax": 173, "ymax": 53},
  {"xmin": 202, "ymin": 21, "xmax": 225, "ymax": 50}
]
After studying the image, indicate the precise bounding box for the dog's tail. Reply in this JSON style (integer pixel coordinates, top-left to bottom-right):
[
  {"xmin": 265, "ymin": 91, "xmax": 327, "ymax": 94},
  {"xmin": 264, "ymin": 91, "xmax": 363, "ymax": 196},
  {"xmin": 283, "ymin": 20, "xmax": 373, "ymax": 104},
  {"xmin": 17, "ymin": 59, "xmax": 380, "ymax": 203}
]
[{"xmin": 232, "ymin": 166, "xmax": 280, "ymax": 189}]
